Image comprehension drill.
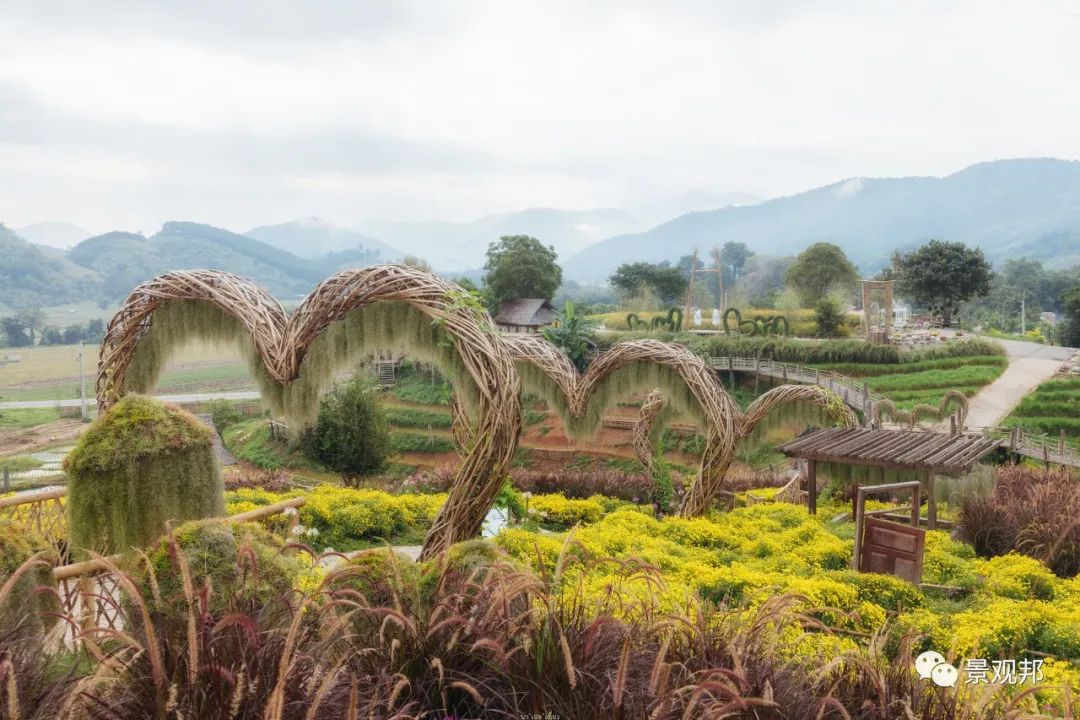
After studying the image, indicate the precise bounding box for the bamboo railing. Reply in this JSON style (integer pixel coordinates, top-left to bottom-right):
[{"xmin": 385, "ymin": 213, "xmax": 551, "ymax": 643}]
[{"xmin": 4, "ymin": 494, "xmax": 307, "ymax": 644}]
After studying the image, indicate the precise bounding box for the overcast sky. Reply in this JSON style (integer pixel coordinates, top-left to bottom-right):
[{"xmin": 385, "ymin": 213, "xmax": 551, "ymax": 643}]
[{"xmin": 2, "ymin": 0, "xmax": 1079, "ymax": 235}]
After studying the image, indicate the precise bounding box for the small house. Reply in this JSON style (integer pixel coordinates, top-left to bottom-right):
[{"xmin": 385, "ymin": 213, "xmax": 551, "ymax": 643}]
[{"xmin": 493, "ymin": 298, "xmax": 558, "ymax": 333}]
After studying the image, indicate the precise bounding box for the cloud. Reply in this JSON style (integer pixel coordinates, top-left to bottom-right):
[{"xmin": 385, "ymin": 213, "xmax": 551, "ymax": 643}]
[{"xmin": 0, "ymin": 0, "xmax": 1078, "ymax": 232}]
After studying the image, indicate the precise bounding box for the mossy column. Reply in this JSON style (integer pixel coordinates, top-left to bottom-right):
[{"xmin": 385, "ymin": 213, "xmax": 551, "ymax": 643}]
[{"xmin": 65, "ymin": 395, "xmax": 225, "ymax": 555}]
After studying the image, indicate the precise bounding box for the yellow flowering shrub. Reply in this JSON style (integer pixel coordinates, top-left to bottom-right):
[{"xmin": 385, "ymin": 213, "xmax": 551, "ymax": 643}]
[
  {"xmin": 495, "ymin": 501, "xmax": 1080, "ymax": 674},
  {"xmin": 527, "ymin": 493, "xmax": 605, "ymax": 526},
  {"xmin": 225, "ymin": 485, "xmax": 446, "ymax": 551},
  {"xmin": 974, "ymin": 553, "xmax": 1062, "ymax": 601}
]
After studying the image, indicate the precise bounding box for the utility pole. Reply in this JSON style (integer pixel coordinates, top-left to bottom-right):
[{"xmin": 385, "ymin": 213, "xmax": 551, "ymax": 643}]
[{"xmin": 78, "ymin": 340, "xmax": 88, "ymax": 421}]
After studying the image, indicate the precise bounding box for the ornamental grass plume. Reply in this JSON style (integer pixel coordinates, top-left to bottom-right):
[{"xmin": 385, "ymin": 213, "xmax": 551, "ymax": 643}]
[
  {"xmin": 0, "ymin": 527, "xmax": 1070, "ymax": 719},
  {"xmin": 957, "ymin": 465, "xmax": 1080, "ymax": 577}
]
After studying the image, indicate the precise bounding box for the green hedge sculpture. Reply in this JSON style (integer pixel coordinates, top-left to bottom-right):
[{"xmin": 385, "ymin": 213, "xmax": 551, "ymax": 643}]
[{"xmin": 65, "ymin": 395, "xmax": 225, "ymax": 556}]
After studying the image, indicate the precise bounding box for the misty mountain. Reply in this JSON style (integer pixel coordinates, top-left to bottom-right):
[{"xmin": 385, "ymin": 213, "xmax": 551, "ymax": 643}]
[
  {"xmin": 356, "ymin": 207, "xmax": 643, "ymax": 271},
  {"xmin": 0, "ymin": 224, "xmax": 100, "ymax": 309},
  {"xmin": 635, "ymin": 191, "xmax": 763, "ymax": 228},
  {"xmin": 68, "ymin": 222, "xmax": 328, "ymax": 299},
  {"xmin": 246, "ymin": 217, "xmax": 403, "ymax": 262},
  {"xmin": 16, "ymin": 221, "xmax": 92, "ymax": 249},
  {"xmin": 563, "ymin": 158, "xmax": 1080, "ymax": 281}
]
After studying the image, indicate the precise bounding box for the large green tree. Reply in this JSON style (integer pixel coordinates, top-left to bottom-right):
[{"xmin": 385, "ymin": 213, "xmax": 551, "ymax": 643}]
[
  {"xmin": 890, "ymin": 239, "xmax": 992, "ymax": 326},
  {"xmin": 610, "ymin": 261, "xmax": 688, "ymax": 305},
  {"xmin": 786, "ymin": 242, "xmax": 859, "ymax": 306},
  {"xmin": 483, "ymin": 235, "xmax": 562, "ymax": 303},
  {"xmin": 719, "ymin": 241, "xmax": 754, "ymax": 283},
  {"xmin": 0, "ymin": 317, "xmax": 30, "ymax": 347}
]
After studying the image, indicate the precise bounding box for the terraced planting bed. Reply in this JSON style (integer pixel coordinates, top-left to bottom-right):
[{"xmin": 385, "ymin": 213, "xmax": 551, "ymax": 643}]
[{"xmin": 1004, "ymin": 376, "xmax": 1080, "ymax": 439}]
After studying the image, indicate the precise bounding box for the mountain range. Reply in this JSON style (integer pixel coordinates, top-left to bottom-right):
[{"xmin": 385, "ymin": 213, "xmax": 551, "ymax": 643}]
[
  {"xmin": 3, "ymin": 158, "xmax": 1080, "ymax": 310},
  {"xmin": 563, "ymin": 158, "xmax": 1080, "ymax": 281}
]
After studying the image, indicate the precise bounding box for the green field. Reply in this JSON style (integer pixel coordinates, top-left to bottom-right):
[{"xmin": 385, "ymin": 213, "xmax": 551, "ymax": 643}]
[
  {"xmin": 1003, "ymin": 376, "xmax": 1080, "ymax": 439},
  {"xmin": 0, "ymin": 342, "xmax": 252, "ymax": 402}
]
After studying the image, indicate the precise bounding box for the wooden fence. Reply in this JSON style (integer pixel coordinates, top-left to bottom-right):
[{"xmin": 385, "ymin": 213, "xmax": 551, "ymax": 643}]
[
  {"xmin": 1, "ymin": 489, "xmax": 305, "ymax": 645},
  {"xmin": 708, "ymin": 356, "xmax": 1080, "ymax": 469}
]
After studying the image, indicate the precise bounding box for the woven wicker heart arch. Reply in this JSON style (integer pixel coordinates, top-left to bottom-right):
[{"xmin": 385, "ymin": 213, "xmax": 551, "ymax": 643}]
[
  {"xmin": 96, "ymin": 266, "xmax": 521, "ymax": 557},
  {"xmin": 632, "ymin": 384, "xmax": 859, "ymax": 499},
  {"xmin": 502, "ymin": 334, "xmax": 742, "ymax": 515}
]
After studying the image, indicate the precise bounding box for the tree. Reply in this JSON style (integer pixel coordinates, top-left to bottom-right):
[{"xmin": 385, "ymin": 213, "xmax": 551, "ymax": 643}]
[
  {"xmin": 402, "ymin": 255, "xmax": 433, "ymax": 273},
  {"xmin": 0, "ymin": 317, "xmax": 30, "ymax": 347},
  {"xmin": 299, "ymin": 373, "xmax": 391, "ymax": 487},
  {"xmin": 786, "ymin": 242, "xmax": 859, "ymax": 306},
  {"xmin": 610, "ymin": 261, "xmax": 688, "ymax": 306},
  {"xmin": 719, "ymin": 242, "xmax": 754, "ymax": 283},
  {"xmin": 63, "ymin": 324, "xmax": 84, "ymax": 344},
  {"xmin": 1061, "ymin": 286, "xmax": 1080, "ymax": 348},
  {"xmin": 814, "ymin": 297, "xmax": 845, "ymax": 337},
  {"xmin": 40, "ymin": 326, "xmax": 64, "ymax": 345},
  {"xmin": 890, "ymin": 239, "xmax": 992, "ymax": 326},
  {"xmin": 85, "ymin": 319, "xmax": 106, "ymax": 342},
  {"xmin": 543, "ymin": 302, "xmax": 598, "ymax": 372},
  {"xmin": 483, "ymin": 235, "xmax": 562, "ymax": 304},
  {"xmin": 15, "ymin": 307, "xmax": 45, "ymax": 345}
]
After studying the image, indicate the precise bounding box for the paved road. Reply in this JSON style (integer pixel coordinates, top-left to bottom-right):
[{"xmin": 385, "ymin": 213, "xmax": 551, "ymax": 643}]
[
  {"xmin": 0, "ymin": 391, "xmax": 261, "ymax": 410},
  {"xmin": 963, "ymin": 338, "xmax": 1076, "ymax": 427}
]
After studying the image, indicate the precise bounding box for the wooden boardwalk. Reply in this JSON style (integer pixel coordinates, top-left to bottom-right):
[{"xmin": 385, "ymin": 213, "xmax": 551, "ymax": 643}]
[{"xmin": 707, "ymin": 356, "xmax": 1080, "ymax": 469}]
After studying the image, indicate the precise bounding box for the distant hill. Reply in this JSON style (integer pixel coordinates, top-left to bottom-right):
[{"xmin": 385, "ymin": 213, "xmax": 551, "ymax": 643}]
[
  {"xmin": 0, "ymin": 224, "xmax": 100, "ymax": 309},
  {"xmin": 15, "ymin": 221, "xmax": 92, "ymax": 249},
  {"xmin": 563, "ymin": 158, "xmax": 1080, "ymax": 281},
  {"xmin": 68, "ymin": 222, "xmax": 326, "ymax": 300},
  {"xmin": 357, "ymin": 207, "xmax": 642, "ymax": 271},
  {"xmin": 246, "ymin": 217, "xmax": 403, "ymax": 262}
]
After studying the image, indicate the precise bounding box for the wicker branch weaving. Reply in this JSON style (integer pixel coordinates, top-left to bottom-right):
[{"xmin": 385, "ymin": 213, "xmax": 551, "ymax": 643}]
[
  {"xmin": 872, "ymin": 390, "xmax": 968, "ymax": 429},
  {"xmin": 504, "ymin": 334, "xmax": 742, "ymax": 516},
  {"xmin": 628, "ymin": 383, "xmax": 857, "ymax": 509},
  {"xmin": 633, "ymin": 390, "xmax": 668, "ymax": 482},
  {"xmin": 97, "ymin": 266, "xmax": 522, "ymax": 559}
]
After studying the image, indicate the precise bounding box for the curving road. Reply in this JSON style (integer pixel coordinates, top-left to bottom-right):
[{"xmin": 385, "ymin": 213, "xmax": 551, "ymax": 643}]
[{"xmin": 962, "ymin": 338, "xmax": 1076, "ymax": 428}]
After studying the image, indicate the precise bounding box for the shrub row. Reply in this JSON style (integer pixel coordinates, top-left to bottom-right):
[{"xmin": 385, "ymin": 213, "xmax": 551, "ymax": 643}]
[
  {"xmin": 382, "ymin": 406, "xmax": 453, "ymax": 428},
  {"xmin": 498, "ymin": 503, "xmax": 1080, "ymax": 666},
  {"xmin": 389, "ymin": 430, "xmax": 456, "ymax": 454}
]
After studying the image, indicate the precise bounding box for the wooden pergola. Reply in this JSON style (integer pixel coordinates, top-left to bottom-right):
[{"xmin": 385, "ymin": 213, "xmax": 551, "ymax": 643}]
[{"xmin": 777, "ymin": 427, "xmax": 1001, "ymax": 526}]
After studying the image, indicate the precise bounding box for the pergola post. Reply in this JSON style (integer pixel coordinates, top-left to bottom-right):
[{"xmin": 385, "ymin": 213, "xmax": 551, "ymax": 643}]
[
  {"xmin": 924, "ymin": 471, "xmax": 936, "ymax": 530},
  {"xmin": 806, "ymin": 459, "xmax": 817, "ymax": 515}
]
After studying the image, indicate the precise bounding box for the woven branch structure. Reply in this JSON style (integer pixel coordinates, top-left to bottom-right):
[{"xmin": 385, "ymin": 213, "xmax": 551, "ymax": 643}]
[
  {"xmin": 629, "ymin": 383, "xmax": 857, "ymax": 505},
  {"xmin": 633, "ymin": 390, "xmax": 668, "ymax": 482},
  {"xmin": 739, "ymin": 384, "xmax": 860, "ymax": 438},
  {"xmin": 873, "ymin": 389, "xmax": 969, "ymax": 429},
  {"xmin": 504, "ymin": 334, "xmax": 742, "ymax": 516},
  {"xmin": 97, "ymin": 266, "xmax": 522, "ymax": 559}
]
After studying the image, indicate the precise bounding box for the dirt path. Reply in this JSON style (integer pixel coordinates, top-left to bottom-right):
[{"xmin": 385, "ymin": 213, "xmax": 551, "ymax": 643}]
[
  {"xmin": 963, "ymin": 339, "xmax": 1076, "ymax": 427},
  {"xmin": 0, "ymin": 419, "xmax": 87, "ymax": 456}
]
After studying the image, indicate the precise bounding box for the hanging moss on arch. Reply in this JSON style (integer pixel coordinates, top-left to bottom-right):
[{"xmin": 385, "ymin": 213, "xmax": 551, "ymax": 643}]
[
  {"xmin": 503, "ymin": 334, "xmax": 742, "ymax": 516},
  {"xmin": 65, "ymin": 395, "xmax": 225, "ymax": 556},
  {"xmin": 96, "ymin": 266, "xmax": 522, "ymax": 560}
]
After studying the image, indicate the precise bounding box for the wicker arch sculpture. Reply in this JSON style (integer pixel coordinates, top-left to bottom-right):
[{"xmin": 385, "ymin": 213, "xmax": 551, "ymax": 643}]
[
  {"xmin": 96, "ymin": 266, "xmax": 522, "ymax": 558},
  {"xmin": 872, "ymin": 390, "xmax": 968, "ymax": 429},
  {"xmin": 631, "ymin": 384, "xmax": 858, "ymax": 502},
  {"xmin": 502, "ymin": 334, "xmax": 742, "ymax": 516}
]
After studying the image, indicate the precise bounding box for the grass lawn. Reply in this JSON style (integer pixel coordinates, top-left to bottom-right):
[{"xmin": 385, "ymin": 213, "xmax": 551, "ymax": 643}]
[
  {"xmin": 0, "ymin": 407, "xmax": 62, "ymax": 429},
  {"xmin": 0, "ymin": 455, "xmax": 44, "ymax": 471}
]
